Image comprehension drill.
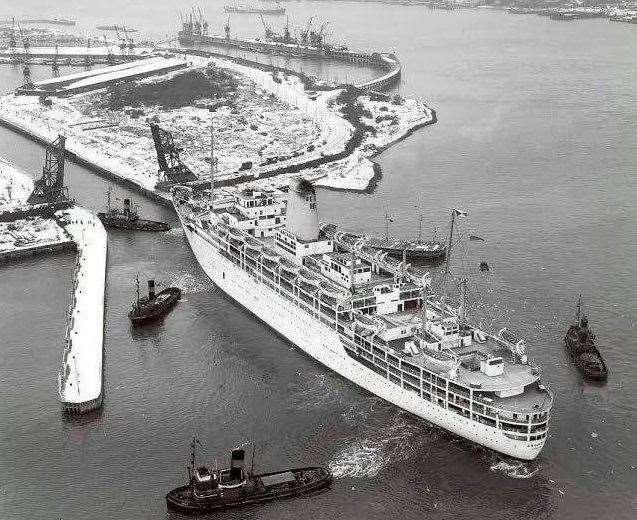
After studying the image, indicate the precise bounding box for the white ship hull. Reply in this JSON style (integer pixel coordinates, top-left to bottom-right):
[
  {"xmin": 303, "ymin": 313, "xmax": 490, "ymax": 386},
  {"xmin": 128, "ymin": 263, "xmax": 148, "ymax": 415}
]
[{"xmin": 179, "ymin": 213, "xmax": 546, "ymax": 460}]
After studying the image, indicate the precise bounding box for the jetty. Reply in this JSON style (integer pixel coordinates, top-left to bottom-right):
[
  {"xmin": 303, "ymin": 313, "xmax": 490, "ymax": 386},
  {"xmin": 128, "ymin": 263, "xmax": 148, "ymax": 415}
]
[
  {"xmin": 0, "ymin": 45, "xmax": 153, "ymax": 65},
  {"xmin": 0, "ymin": 144, "xmax": 108, "ymax": 413},
  {"xmin": 17, "ymin": 55, "xmax": 188, "ymax": 96},
  {"xmin": 57, "ymin": 206, "xmax": 107, "ymax": 413}
]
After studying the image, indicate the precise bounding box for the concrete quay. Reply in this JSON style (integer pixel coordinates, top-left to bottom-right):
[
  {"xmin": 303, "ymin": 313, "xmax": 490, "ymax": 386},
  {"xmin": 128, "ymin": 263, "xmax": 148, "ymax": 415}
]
[{"xmin": 56, "ymin": 206, "xmax": 107, "ymax": 413}]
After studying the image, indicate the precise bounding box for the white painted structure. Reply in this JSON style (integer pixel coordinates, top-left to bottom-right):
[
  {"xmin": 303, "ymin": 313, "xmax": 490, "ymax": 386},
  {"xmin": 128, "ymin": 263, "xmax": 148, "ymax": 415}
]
[
  {"xmin": 174, "ymin": 184, "xmax": 553, "ymax": 460},
  {"xmin": 57, "ymin": 206, "xmax": 107, "ymax": 413}
]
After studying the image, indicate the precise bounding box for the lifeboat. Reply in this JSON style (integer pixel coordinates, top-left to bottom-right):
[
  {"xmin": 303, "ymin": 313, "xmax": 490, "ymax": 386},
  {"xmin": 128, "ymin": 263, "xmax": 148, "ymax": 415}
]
[
  {"xmin": 245, "ymin": 242, "xmax": 263, "ymax": 254},
  {"xmin": 354, "ymin": 314, "xmax": 381, "ymax": 336},
  {"xmin": 298, "ymin": 273, "xmax": 321, "ymax": 288},
  {"xmin": 227, "ymin": 228, "xmax": 245, "ymax": 242},
  {"xmin": 280, "ymin": 262, "xmax": 300, "ymax": 275},
  {"xmin": 319, "ymin": 283, "xmax": 344, "ymax": 300},
  {"xmin": 262, "ymin": 251, "xmax": 280, "ymax": 263}
]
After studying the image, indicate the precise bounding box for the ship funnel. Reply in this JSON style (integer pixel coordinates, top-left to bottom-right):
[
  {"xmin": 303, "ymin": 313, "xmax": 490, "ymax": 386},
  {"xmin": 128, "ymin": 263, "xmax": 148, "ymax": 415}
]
[
  {"xmin": 123, "ymin": 198, "xmax": 131, "ymax": 216},
  {"xmin": 148, "ymin": 279, "xmax": 156, "ymax": 300},
  {"xmin": 286, "ymin": 177, "xmax": 319, "ymax": 242}
]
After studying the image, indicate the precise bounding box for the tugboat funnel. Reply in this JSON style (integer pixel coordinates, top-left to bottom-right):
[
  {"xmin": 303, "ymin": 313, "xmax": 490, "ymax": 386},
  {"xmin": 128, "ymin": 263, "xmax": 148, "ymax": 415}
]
[
  {"xmin": 148, "ymin": 279, "xmax": 156, "ymax": 300},
  {"xmin": 230, "ymin": 449, "xmax": 245, "ymax": 480}
]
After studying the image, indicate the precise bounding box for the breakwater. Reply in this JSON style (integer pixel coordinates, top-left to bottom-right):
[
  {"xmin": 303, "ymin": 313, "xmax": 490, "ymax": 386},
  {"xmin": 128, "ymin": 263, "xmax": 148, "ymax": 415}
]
[
  {"xmin": 57, "ymin": 206, "xmax": 107, "ymax": 414},
  {"xmin": 176, "ymin": 33, "xmax": 402, "ymax": 93}
]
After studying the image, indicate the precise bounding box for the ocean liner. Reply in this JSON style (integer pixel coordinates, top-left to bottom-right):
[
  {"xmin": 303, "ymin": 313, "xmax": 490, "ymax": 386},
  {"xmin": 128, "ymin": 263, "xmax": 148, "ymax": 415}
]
[{"xmin": 173, "ymin": 179, "xmax": 553, "ymax": 460}]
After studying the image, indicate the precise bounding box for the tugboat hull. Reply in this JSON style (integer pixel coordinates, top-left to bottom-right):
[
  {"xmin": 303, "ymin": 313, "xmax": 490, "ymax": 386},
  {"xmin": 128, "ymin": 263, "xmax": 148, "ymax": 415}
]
[
  {"xmin": 129, "ymin": 287, "xmax": 181, "ymax": 325},
  {"xmin": 166, "ymin": 467, "xmax": 332, "ymax": 514},
  {"xmin": 97, "ymin": 214, "xmax": 170, "ymax": 232},
  {"xmin": 564, "ymin": 328, "xmax": 608, "ymax": 381}
]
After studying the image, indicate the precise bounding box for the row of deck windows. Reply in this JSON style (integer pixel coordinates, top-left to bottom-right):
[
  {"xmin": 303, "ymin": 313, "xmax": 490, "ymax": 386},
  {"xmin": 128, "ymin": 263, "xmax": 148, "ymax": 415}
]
[{"xmin": 206, "ymin": 228, "xmax": 550, "ymax": 430}]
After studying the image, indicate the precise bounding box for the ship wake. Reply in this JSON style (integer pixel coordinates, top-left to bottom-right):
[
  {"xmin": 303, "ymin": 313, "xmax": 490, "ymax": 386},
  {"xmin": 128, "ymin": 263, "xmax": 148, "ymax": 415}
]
[
  {"xmin": 329, "ymin": 411, "xmax": 433, "ymax": 478},
  {"xmin": 489, "ymin": 458, "xmax": 540, "ymax": 479}
]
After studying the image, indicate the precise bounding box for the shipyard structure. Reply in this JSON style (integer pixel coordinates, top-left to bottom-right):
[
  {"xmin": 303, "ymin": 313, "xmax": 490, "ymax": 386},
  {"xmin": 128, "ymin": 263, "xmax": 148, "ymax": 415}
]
[
  {"xmin": 0, "ymin": 137, "xmax": 106, "ymax": 414},
  {"xmin": 176, "ymin": 17, "xmax": 401, "ymax": 92},
  {"xmin": 174, "ymin": 179, "xmax": 553, "ymax": 460}
]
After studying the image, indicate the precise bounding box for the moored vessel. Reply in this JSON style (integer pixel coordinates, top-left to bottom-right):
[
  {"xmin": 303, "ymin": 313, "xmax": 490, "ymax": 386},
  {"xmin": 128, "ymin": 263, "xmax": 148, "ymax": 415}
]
[
  {"xmin": 97, "ymin": 190, "xmax": 169, "ymax": 232},
  {"xmin": 564, "ymin": 296, "xmax": 608, "ymax": 381},
  {"xmin": 322, "ymin": 214, "xmax": 447, "ymax": 261},
  {"xmin": 166, "ymin": 439, "xmax": 331, "ymax": 514},
  {"xmin": 129, "ymin": 278, "xmax": 181, "ymax": 325},
  {"xmin": 224, "ymin": 4, "xmax": 285, "ymax": 15}
]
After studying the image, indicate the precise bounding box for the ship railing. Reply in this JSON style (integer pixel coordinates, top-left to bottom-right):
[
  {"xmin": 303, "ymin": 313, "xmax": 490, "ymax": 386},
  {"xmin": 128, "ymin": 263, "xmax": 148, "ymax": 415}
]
[{"xmin": 206, "ymin": 222, "xmax": 553, "ymax": 423}]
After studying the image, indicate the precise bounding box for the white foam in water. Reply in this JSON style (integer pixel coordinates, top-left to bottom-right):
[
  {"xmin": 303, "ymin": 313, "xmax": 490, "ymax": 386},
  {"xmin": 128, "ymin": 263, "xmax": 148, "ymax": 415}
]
[
  {"xmin": 167, "ymin": 272, "xmax": 211, "ymax": 294},
  {"xmin": 166, "ymin": 227, "xmax": 184, "ymax": 237},
  {"xmin": 291, "ymin": 372, "xmax": 346, "ymax": 410},
  {"xmin": 489, "ymin": 459, "xmax": 540, "ymax": 479},
  {"xmin": 329, "ymin": 413, "xmax": 430, "ymax": 478}
]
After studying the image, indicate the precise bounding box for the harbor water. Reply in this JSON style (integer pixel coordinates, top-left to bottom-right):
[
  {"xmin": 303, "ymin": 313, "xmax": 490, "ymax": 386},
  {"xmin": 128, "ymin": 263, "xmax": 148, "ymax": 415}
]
[{"xmin": 0, "ymin": 2, "xmax": 635, "ymax": 519}]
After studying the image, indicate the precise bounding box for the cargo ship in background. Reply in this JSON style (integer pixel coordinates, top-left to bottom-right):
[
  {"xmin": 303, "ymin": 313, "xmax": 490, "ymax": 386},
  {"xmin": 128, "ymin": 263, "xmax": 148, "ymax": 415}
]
[
  {"xmin": 172, "ymin": 172, "xmax": 553, "ymax": 460},
  {"xmin": 0, "ymin": 18, "xmax": 76, "ymax": 26},
  {"xmin": 224, "ymin": 4, "xmax": 285, "ymax": 15}
]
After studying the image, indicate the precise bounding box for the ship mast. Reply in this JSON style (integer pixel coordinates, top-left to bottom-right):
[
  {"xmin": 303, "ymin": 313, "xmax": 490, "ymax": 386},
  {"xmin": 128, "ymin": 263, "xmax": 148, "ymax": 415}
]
[
  {"xmin": 188, "ymin": 436, "xmax": 197, "ymax": 481},
  {"xmin": 106, "ymin": 186, "xmax": 112, "ymax": 212},
  {"xmin": 384, "ymin": 212, "xmax": 392, "ymax": 241},
  {"xmin": 439, "ymin": 208, "xmax": 467, "ymax": 323},
  {"xmin": 209, "ymin": 110, "xmax": 216, "ymax": 212},
  {"xmin": 418, "ymin": 214, "xmax": 423, "ymax": 244},
  {"xmin": 135, "ymin": 274, "xmax": 140, "ymax": 304},
  {"xmin": 576, "ymin": 293, "xmax": 582, "ymax": 323}
]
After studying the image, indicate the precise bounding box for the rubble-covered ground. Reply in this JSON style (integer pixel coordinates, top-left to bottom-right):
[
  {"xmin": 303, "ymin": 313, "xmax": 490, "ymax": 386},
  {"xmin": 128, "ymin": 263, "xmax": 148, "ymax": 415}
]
[
  {"xmin": 0, "ymin": 155, "xmax": 33, "ymax": 208},
  {"xmin": 0, "ymin": 53, "xmax": 434, "ymax": 193},
  {"xmin": 0, "ymin": 216, "xmax": 68, "ymax": 254}
]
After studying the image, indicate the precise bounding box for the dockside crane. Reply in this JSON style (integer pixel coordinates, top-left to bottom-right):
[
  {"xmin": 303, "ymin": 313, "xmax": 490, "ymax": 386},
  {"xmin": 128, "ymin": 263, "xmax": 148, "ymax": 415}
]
[
  {"xmin": 300, "ymin": 16, "xmax": 314, "ymax": 45},
  {"xmin": 259, "ymin": 14, "xmax": 274, "ymax": 41},
  {"xmin": 192, "ymin": 7, "xmax": 202, "ymax": 36},
  {"xmin": 310, "ymin": 21, "xmax": 329, "ymax": 48},
  {"xmin": 224, "ymin": 15, "xmax": 231, "ymax": 40},
  {"xmin": 198, "ymin": 7, "xmax": 208, "ymax": 35},
  {"xmin": 121, "ymin": 25, "xmax": 135, "ymax": 54},
  {"xmin": 8, "ymin": 18, "xmax": 17, "ymax": 63},
  {"xmin": 283, "ymin": 16, "xmax": 292, "ymax": 43},
  {"xmin": 114, "ymin": 25, "xmax": 127, "ymax": 54},
  {"xmin": 84, "ymin": 35, "xmax": 92, "ymax": 69},
  {"xmin": 17, "ymin": 23, "xmax": 33, "ymax": 88},
  {"xmin": 51, "ymin": 43, "xmax": 60, "ymax": 76},
  {"xmin": 103, "ymin": 35, "xmax": 115, "ymax": 65}
]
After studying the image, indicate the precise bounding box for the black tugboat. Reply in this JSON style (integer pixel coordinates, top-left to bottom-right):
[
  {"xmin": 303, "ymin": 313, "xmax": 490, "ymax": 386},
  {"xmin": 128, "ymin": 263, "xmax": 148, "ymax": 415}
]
[
  {"xmin": 129, "ymin": 278, "xmax": 181, "ymax": 325},
  {"xmin": 166, "ymin": 438, "xmax": 332, "ymax": 514},
  {"xmin": 98, "ymin": 189, "xmax": 169, "ymax": 232},
  {"xmin": 564, "ymin": 295, "xmax": 608, "ymax": 381}
]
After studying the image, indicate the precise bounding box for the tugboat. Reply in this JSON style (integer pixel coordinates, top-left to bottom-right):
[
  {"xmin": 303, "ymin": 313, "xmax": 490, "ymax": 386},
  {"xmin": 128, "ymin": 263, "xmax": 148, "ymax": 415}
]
[
  {"xmin": 129, "ymin": 278, "xmax": 181, "ymax": 325},
  {"xmin": 97, "ymin": 189, "xmax": 169, "ymax": 232},
  {"xmin": 166, "ymin": 438, "xmax": 332, "ymax": 514},
  {"xmin": 564, "ymin": 295, "xmax": 608, "ymax": 381}
]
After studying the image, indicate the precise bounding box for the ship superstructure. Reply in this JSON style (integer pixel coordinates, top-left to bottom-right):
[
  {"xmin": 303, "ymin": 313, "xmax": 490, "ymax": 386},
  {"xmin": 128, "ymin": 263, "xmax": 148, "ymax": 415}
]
[{"xmin": 173, "ymin": 178, "xmax": 553, "ymax": 460}]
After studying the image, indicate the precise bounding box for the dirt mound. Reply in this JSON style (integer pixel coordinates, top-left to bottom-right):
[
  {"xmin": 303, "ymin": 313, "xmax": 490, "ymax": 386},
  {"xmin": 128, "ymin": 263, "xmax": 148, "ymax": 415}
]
[{"xmin": 104, "ymin": 66, "xmax": 238, "ymax": 110}]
